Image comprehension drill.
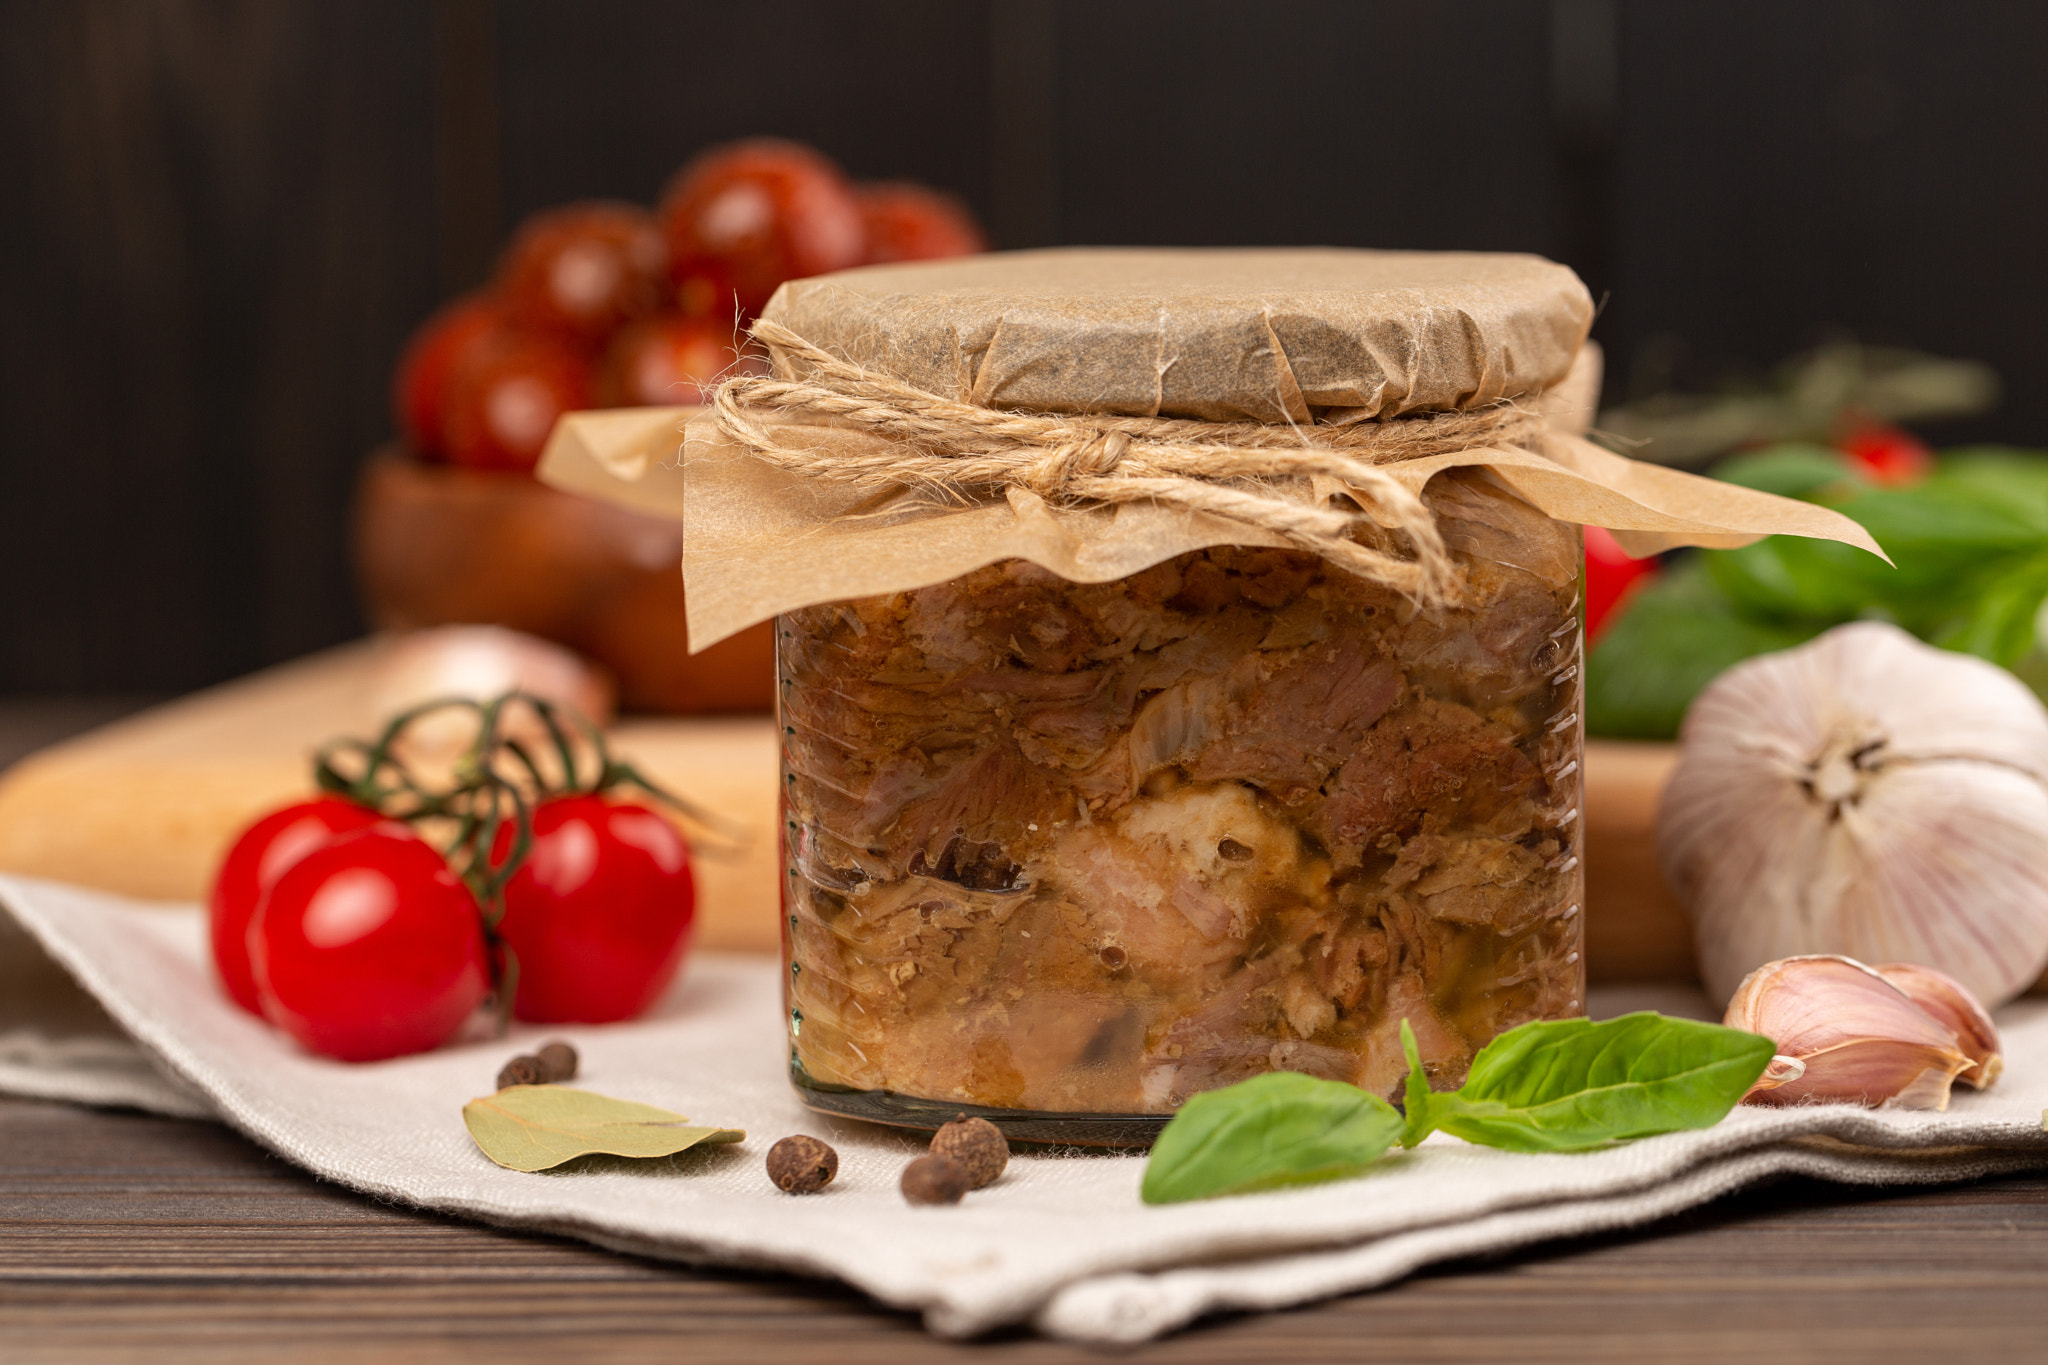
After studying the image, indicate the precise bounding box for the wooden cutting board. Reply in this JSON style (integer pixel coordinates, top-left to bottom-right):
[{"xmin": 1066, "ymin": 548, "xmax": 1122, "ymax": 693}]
[{"xmin": 0, "ymin": 642, "xmax": 1698, "ymax": 979}]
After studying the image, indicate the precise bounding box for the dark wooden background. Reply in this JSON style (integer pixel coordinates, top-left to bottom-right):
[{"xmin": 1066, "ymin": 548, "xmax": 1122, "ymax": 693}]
[{"xmin": 4, "ymin": 0, "xmax": 2046, "ymax": 695}]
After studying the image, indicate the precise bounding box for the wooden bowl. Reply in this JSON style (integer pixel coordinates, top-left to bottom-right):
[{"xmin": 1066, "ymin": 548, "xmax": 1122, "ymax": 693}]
[{"xmin": 352, "ymin": 448, "xmax": 774, "ymax": 713}]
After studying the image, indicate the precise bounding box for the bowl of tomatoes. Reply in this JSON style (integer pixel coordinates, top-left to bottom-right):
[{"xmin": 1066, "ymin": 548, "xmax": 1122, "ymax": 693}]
[{"xmin": 355, "ymin": 138, "xmax": 986, "ymax": 714}]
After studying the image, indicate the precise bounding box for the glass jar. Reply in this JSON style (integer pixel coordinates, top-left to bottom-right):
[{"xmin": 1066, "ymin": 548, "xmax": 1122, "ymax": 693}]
[{"xmin": 779, "ymin": 469, "xmax": 1584, "ymax": 1144}]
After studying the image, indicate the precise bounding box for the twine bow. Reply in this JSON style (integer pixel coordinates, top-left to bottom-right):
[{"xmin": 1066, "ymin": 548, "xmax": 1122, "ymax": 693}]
[{"xmin": 711, "ymin": 318, "xmax": 1552, "ymax": 604}]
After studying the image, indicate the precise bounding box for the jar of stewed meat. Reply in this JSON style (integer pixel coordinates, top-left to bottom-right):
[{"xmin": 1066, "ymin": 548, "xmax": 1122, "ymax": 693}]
[{"xmin": 543, "ymin": 247, "xmax": 1873, "ymax": 1145}]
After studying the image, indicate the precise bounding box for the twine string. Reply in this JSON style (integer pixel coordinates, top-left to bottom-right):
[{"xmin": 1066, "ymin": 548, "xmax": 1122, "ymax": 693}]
[{"xmin": 710, "ymin": 318, "xmax": 1551, "ymax": 604}]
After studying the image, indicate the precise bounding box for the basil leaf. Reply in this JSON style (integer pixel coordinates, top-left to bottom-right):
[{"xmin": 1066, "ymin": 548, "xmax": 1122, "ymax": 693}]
[
  {"xmin": 1709, "ymin": 444, "xmax": 1865, "ymax": 499},
  {"xmin": 1397, "ymin": 1018, "xmax": 1437, "ymax": 1148},
  {"xmin": 1419, "ymin": 1014, "xmax": 1775, "ymax": 1153},
  {"xmin": 1931, "ymin": 552, "xmax": 2048, "ymax": 666},
  {"xmin": 1586, "ymin": 561, "xmax": 1817, "ymax": 740},
  {"xmin": 1140, "ymin": 1071, "xmax": 1403, "ymax": 1204},
  {"xmin": 1932, "ymin": 449, "xmax": 2048, "ymax": 534}
]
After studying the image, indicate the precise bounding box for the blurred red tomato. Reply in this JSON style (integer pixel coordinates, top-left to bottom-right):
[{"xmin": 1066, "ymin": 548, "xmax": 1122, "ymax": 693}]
[
  {"xmin": 499, "ymin": 202, "xmax": 668, "ymax": 346},
  {"xmin": 673, "ymin": 257, "xmax": 748, "ymax": 320},
  {"xmin": 491, "ymin": 795, "xmax": 697, "ymax": 1023},
  {"xmin": 1837, "ymin": 420, "xmax": 1932, "ymax": 487},
  {"xmin": 439, "ymin": 331, "xmax": 593, "ymax": 472},
  {"xmin": 858, "ymin": 182, "xmax": 987, "ymax": 263},
  {"xmin": 251, "ymin": 824, "xmax": 489, "ymax": 1062},
  {"xmin": 209, "ymin": 798, "xmax": 384, "ymax": 1015},
  {"xmin": 392, "ymin": 293, "xmax": 510, "ymax": 457},
  {"xmin": 596, "ymin": 313, "xmax": 765, "ymax": 407},
  {"xmin": 1585, "ymin": 525, "xmax": 1659, "ymax": 642},
  {"xmin": 658, "ymin": 139, "xmax": 865, "ymax": 320}
]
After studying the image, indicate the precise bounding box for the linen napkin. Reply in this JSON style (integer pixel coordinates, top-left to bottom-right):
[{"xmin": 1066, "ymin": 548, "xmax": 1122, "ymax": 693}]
[{"xmin": 4, "ymin": 872, "xmax": 2046, "ymax": 1344}]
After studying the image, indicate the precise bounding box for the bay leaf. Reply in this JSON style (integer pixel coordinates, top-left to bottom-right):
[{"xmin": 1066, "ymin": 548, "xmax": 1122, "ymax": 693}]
[
  {"xmin": 1140, "ymin": 1071, "xmax": 1403, "ymax": 1205},
  {"xmin": 463, "ymin": 1084, "xmax": 746, "ymax": 1173}
]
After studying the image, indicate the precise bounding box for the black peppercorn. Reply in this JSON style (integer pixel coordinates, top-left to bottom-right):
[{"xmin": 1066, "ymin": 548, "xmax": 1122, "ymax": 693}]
[
  {"xmin": 496, "ymin": 1054, "xmax": 546, "ymax": 1090},
  {"xmin": 930, "ymin": 1115, "xmax": 1008, "ymax": 1189},
  {"xmin": 535, "ymin": 1039, "xmax": 579, "ymax": 1082},
  {"xmin": 900, "ymin": 1154, "xmax": 972, "ymax": 1206},
  {"xmin": 766, "ymin": 1135, "xmax": 839, "ymax": 1194}
]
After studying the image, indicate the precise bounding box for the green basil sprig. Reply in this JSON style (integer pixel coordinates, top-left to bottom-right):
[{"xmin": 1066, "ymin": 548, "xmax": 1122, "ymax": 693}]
[
  {"xmin": 1398, "ymin": 1013, "xmax": 1776, "ymax": 1153},
  {"xmin": 1138, "ymin": 1072, "xmax": 1403, "ymax": 1205},
  {"xmin": 1141, "ymin": 1012, "xmax": 1773, "ymax": 1204}
]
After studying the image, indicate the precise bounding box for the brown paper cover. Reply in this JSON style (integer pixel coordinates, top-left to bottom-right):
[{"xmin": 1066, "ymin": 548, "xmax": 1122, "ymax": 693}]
[
  {"xmin": 763, "ymin": 247, "xmax": 1596, "ymax": 423},
  {"xmin": 536, "ymin": 249, "xmax": 1883, "ymax": 650}
]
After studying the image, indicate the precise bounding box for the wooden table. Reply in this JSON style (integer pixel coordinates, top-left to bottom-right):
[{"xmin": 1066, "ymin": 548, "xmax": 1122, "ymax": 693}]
[
  {"xmin": 4, "ymin": 1094, "xmax": 2046, "ymax": 1363},
  {"xmin": 5, "ymin": 688, "xmax": 2048, "ymax": 1361}
]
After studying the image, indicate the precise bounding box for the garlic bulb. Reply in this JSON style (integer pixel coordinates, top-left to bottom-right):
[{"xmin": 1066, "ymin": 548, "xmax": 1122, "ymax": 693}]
[
  {"xmin": 370, "ymin": 626, "xmax": 614, "ymax": 726},
  {"xmin": 1870, "ymin": 961, "xmax": 2003, "ymax": 1088},
  {"xmin": 1660, "ymin": 621, "xmax": 2048, "ymax": 1007},
  {"xmin": 369, "ymin": 626, "xmax": 615, "ymax": 767},
  {"xmin": 1725, "ymin": 955, "xmax": 1977, "ymax": 1110}
]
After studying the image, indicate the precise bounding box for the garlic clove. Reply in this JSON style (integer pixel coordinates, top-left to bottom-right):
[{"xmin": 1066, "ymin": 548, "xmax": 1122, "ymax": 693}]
[
  {"xmin": 1870, "ymin": 961, "xmax": 2003, "ymax": 1089},
  {"xmin": 1723, "ymin": 954, "xmax": 1974, "ymax": 1111},
  {"xmin": 1660, "ymin": 621, "xmax": 2048, "ymax": 1009}
]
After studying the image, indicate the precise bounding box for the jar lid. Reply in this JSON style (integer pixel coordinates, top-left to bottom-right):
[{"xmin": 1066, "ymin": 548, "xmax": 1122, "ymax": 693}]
[{"xmin": 761, "ymin": 246, "xmax": 1593, "ymax": 424}]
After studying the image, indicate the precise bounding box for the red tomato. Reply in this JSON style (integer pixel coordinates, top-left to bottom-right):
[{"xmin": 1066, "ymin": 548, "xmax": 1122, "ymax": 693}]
[
  {"xmin": 439, "ymin": 329, "xmax": 593, "ymax": 472},
  {"xmin": 208, "ymin": 798, "xmax": 384, "ymax": 1015},
  {"xmin": 498, "ymin": 202, "xmax": 668, "ymax": 347},
  {"xmin": 1837, "ymin": 420, "xmax": 1932, "ymax": 487},
  {"xmin": 251, "ymin": 825, "xmax": 489, "ymax": 1062},
  {"xmin": 857, "ymin": 182, "xmax": 987, "ymax": 263},
  {"xmin": 673, "ymin": 257, "xmax": 748, "ymax": 321},
  {"xmin": 658, "ymin": 139, "xmax": 866, "ymax": 320},
  {"xmin": 1585, "ymin": 525, "xmax": 1659, "ymax": 643},
  {"xmin": 595, "ymin": 313, "xmax": 765, "ymax": 407},
  {"xmin": 492, "ymin": 795, "xmax": 696, "ymax": 1023},
  {"xmin": 392, "ymin": 293, "xmax": 510, "ymax": 458}
]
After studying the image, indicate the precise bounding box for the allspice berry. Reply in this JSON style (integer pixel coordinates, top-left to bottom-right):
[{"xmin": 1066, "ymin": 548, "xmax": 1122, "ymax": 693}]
[
  {"xmin": 766, "ymin": 1135, "xmax": 839, "ymax": 1195},
  {"xmin": 496, "ymin": 1054, "xmax": 546, "ymax": 1090},
  {"xmin": 930, "ymin": 1115, "xmax": 1008, "ymax": 1189},
  {"xmin": 900, "ymin": 1154, "xmax": 972, "ymax": 1206},
  {"xmin": 535, "ymin": 1040, "xmax": 579, "ymax": 1082}
]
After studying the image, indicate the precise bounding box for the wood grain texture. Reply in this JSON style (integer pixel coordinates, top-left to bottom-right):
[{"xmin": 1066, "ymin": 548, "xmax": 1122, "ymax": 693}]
[
  {"xmin": 5, "ymin": 1094, "xmax": 2048, "ymax": 1363},
  {"xmin": 0, "ymin": 645, "xmax": 1699, "ymax": 973}
]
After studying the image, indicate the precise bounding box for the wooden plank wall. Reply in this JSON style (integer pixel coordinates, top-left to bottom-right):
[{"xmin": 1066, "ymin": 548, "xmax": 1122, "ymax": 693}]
[{"xmin": 2, "ymin": 0, "xmax": 2046, "ymax": 693}]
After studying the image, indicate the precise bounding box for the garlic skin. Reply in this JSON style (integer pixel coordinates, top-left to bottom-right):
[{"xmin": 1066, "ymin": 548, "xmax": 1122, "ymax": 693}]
[
  {"xmin": 1659, "ymin": 621, "xmax": 2048, "ymax": 1008},
  {"xmin": 371, "ymin": 625, "xmax": 615, "ymax": 727},
  {"xmin": 1725, "ymin": 955, "xmax": 1975, "ymax": 1110},
  {"xmin": 1871, "ymin": 961, "xmax": 2003, "ymax": 1089},
  {"xmin": 369, "ymin": 626, "xmax": 616, "ymax": 770}
]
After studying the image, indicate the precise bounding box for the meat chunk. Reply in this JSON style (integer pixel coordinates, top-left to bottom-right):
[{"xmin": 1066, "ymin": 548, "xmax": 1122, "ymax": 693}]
[
  {"xmin": 781, "ymin": 488, "xmax": 1585, "ymax": 1118},
  {"xmin": 1313, "ymin": 698, "xmax": 1545, "ymax": 867}
]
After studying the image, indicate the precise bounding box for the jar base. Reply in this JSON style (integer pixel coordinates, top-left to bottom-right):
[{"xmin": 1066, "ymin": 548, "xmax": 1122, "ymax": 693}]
[{"xmin": 791, "ymin": 1069, "xmax": 1170, "ymax": 1148}]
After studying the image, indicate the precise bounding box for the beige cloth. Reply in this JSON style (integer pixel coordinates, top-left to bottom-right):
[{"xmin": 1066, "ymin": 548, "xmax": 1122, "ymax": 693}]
[{"xmin": 4, "ymin": 873, "xmax": 2046, "ymax": 1343}]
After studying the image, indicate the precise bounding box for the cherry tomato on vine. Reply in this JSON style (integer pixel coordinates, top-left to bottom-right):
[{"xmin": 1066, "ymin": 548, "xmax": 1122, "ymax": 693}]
[
  {"xmin": 491, "ymin": 795, "xmax": 696, "ymax": 1023},
  {"xmin": 251, "ymin": 824, "xmax": 490, "ymax": 1062},
  {"xmin": 657, "ymin": 139, "xmax": 865, "ymax": 321},
  {"xmin": 209, "ymin": 798, "xmax": 384, "ymax": 1015}
]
